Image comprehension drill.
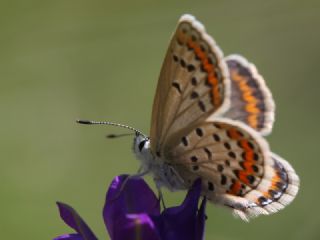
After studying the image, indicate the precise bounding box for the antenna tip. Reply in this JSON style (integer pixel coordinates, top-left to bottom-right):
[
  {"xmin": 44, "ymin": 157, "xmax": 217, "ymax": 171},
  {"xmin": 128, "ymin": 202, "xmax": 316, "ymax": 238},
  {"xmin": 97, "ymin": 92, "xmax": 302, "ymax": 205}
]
[
  {"xmin": 76, "ymin": 119, "xmax": 93, "ymax": 125},
  {"xmin": 106, "ymin": 134, "xmax": 117, "ymax": 138}
]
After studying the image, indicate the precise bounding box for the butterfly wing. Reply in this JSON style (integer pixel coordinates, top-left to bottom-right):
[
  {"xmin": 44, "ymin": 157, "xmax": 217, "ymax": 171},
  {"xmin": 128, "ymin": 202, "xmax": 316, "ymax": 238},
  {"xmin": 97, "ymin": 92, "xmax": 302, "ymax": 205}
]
[
  {"xmin": 150, "ymin": 14, "xmax": 230, "ymax": 156},
  {"xmin": 167, "ymin": 118, "xmax": 299, "ymax": 220},
  {"xmin": 217, "ymin": 55, "xmax": 275, "ymax": 136}
]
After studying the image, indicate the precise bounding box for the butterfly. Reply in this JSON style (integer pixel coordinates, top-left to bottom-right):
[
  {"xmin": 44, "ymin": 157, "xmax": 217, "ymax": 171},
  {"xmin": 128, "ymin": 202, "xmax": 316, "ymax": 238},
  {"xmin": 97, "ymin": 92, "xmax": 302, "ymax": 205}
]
[{"xmin": 78, "ymin": 14, "xmax": 299, "ymax": 221}]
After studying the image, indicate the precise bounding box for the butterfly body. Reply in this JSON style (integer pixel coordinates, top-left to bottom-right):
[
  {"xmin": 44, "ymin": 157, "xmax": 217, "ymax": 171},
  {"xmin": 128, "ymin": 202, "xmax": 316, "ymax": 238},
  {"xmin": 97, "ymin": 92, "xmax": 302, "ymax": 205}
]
[{"xmin": 133, "ymin": 134, "xmax": 186, "ymax": 191}]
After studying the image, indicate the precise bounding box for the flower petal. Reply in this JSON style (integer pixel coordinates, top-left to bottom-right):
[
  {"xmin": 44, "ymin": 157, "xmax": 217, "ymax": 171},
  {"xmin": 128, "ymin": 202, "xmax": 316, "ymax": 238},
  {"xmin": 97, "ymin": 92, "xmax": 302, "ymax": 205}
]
[
  {"xmin": 196, "ymin": 197, "xmax": 207, "ymax": 240},
  {"xmin": 151, "ymin": 179, "xmax": 203, "ymax": 240},
  {"xmin": 56, "ymin": 202, "xmax": 98, "ymax": 240},
  {"xmin": 53, "ymin": 233, "xmax": 83, "ymax": 240},
  {"xmin": 103, "ymin": 175, "xmax": 160, "ymax": 239},
  {"xmin": 112, "ymin": 214, "xmax": 160, "ymax": 240}
]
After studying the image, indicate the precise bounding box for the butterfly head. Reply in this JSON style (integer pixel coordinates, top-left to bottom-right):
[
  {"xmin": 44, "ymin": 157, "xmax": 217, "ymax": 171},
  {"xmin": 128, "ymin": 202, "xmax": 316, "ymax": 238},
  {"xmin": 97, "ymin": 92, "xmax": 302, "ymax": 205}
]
[{"xmin": 76, "ymin": 119, "xmax": 153, "ymax": 165}]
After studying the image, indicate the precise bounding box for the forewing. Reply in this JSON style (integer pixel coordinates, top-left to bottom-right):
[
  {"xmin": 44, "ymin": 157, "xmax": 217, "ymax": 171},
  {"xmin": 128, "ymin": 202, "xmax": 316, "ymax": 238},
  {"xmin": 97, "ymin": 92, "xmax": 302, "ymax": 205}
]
[
  {"xmin": 218, "ymin": 55, "xmax": 275, "ymax": 136},
  {"xmin": 167, "ymin": 118, "xmax": 299, "ymax": 220},
  {"xmin": 150, "ymin": 14, "xmax": 230, "ymax": 155}
]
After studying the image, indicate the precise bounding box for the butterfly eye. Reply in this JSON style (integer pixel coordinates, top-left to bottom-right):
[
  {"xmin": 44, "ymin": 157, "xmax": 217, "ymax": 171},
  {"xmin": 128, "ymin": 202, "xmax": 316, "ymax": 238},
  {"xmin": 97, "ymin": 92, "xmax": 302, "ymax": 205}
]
[{"xmin": 138, "ymin": 140, "xmax": 147, "ymax": 152}]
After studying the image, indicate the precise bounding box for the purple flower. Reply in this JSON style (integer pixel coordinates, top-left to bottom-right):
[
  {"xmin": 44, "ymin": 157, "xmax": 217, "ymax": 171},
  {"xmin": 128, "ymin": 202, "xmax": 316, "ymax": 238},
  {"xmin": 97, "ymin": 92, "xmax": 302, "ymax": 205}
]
[{"xmin": 54, "ymin": 175, "xmax": 206, "ymax": 240}]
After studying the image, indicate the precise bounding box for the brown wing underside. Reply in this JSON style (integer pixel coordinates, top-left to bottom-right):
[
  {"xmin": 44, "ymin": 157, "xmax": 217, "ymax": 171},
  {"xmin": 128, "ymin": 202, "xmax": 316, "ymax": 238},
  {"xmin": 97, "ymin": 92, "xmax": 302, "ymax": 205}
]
[{"xmin": 150, "ymin": 15, "xmax": 230, "ymax": 156}]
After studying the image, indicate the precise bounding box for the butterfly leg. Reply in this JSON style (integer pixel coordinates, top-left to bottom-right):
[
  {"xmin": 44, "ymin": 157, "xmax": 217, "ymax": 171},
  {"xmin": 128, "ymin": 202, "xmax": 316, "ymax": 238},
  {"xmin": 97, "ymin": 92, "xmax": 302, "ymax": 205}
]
[
  {"xmin": 154, "ymin": 177, "xmax": 167, "ymax": 209},
  {"xmin": 158, "ymin": 188, "xmax": 167, "ymax": 210}
]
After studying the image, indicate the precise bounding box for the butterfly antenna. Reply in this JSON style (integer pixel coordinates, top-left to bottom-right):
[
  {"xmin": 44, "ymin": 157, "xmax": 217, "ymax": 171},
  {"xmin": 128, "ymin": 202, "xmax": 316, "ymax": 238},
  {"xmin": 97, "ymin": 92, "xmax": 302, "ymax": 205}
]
[
  {"xmin": 76, "ymin": 119, "xmax": 147, "ymax": 138},
  {"xmin": 106, "ymin": 133, "xmax": 134, "ymax": 139}
]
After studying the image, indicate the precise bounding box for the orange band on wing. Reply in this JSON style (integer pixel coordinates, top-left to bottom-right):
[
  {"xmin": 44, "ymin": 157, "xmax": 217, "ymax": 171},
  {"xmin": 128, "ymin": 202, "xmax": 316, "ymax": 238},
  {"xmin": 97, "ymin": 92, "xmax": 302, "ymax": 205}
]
[
  {"xmin": 231, "ymin": 72, "xmax": 260, "ymax": 129},
  {"xmin": 238, "ymin": 171, "xmax": 250, "ymax": 185},
  {"xmin": 262, "ymin": 173, "xmax": 281, "ymax": 199},
  {"xmin": 229, "ymin": 181, "xmax": 242, "ymax": 195},
  {"xmin": 227, "ymin": 128, "xmax": 243, "ymax": 140},
  {"xmin": 183, "ymin": 37, "xmax": 221, "ymax": 107}
]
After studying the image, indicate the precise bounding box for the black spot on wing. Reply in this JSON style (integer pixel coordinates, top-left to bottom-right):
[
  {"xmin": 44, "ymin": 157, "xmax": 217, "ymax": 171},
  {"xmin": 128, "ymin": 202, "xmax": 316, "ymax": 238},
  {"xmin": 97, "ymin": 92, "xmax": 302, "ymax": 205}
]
[
  {"xmin": 187, "ymin": 64, "xmax": 195, "ymax": 72},
  {"xmin": 213, "ymin": 134, "xmax": 220, "ymax": 142},
  {"xmin": 252, "ymin": 165, "xmax": 259, "ymax": 172},
  {"xmin": 247, "ymin": 175, "xmax": 255, "ymax": 184},
  {"xmin": 208, "ymin": 181, "xmax": 214, "ymax": 191},
  {"xmin": 190, "ymin": 91, "xmax": 199, "ymax": 99},
  {"xmin": 224, "ymin": 142, "xmax": 231, "ymax": 150},
  {"xmin": 191, "ymin": 77, "xmax": 198, "ymax": 86},
  {"xmin": 181, "ymin": 136, "xmax": 188, "ymax": 146},
  {"xmin": 173, "ymin": 55, "xmax": 179, "ymax": 62},
  {"xmin": 191, "ymin": 156, "xmax": 198, "ymax": 162},
  {"xmin": 258, "ymin": 196, "xmax": 272, "ymax": 206},
  {"xmin": 217, "ymin": 164, "xmax": 224, "ymax": 172},
  {"xmin": 204, "ymin": 148, "xmax": 212, "ymax": 159},
  {"xmin": 228, "ymin": 151, "xmax": 236, "ymax": 159},
  {"xmin": 172, "ymin": 82, "xmax": 182, "ymax": 94},
  {"xmin": 220, "ymin": 174, "xmax": 227, "ymax": 185},
  {"xmin": 193, "ymin": 165, "xmax": 199, "ymax": 171},
  {"xmin": 195, "ymin": 128, "xmax": 204, "ymax": 137},
  {"xmin": 198, "ymin": 101, "xmax": 206, "ymax": 112},
  {"xmin": 180, "ymin": 59, "xmax": 186, "ymax": 68}
]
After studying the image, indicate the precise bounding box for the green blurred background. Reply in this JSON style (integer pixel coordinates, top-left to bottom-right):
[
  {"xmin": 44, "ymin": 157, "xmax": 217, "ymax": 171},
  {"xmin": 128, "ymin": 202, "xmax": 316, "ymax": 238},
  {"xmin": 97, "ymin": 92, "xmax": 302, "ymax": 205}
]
[{"xmin": 1, "ymin": 0, "xmax": 319, "ymax": 239}]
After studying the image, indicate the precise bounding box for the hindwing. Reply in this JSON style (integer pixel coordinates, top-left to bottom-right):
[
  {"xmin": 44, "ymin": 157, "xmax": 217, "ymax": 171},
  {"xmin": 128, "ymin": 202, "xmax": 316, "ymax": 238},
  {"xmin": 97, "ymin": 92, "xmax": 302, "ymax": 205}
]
[{"xmin": 166, "ymin": 118, "xmax": 299, "ymax": 220}]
